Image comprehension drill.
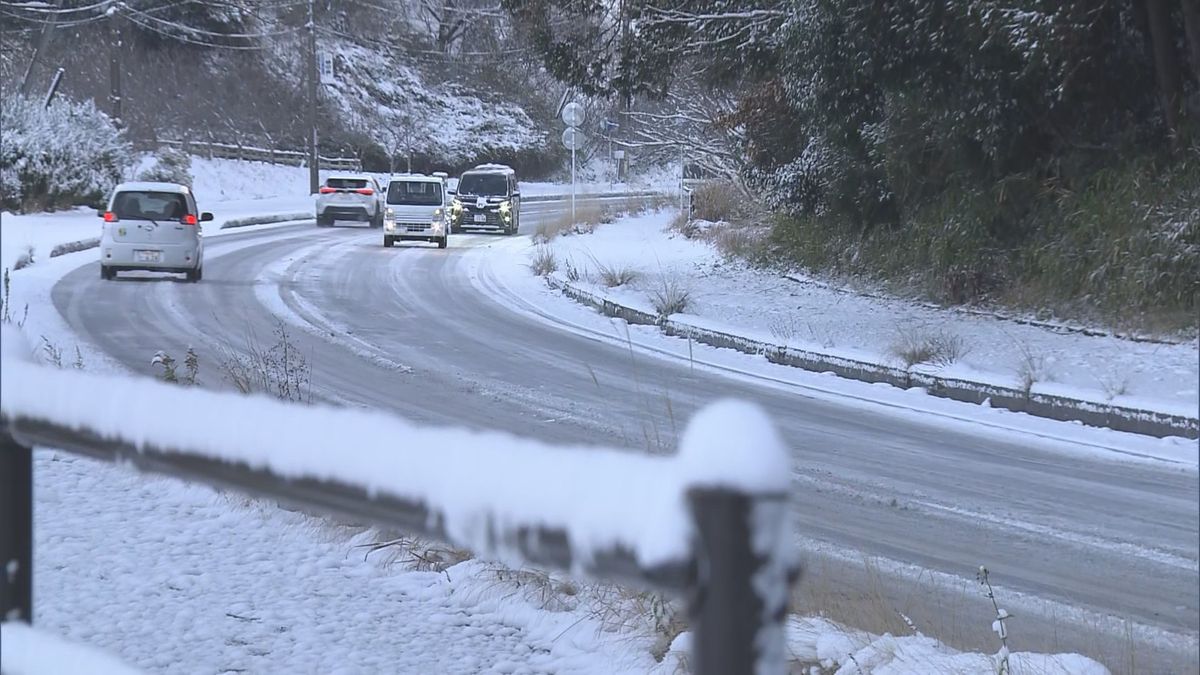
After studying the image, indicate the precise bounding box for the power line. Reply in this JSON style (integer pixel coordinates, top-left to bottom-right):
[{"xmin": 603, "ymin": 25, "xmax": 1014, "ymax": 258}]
[
  {"xmin": 121, "ymin": 4, "xmax": 303, "ymax": 40},
  {"xmin": 0, "ymin": 0, "xmax": 110, "ymax": 15}
]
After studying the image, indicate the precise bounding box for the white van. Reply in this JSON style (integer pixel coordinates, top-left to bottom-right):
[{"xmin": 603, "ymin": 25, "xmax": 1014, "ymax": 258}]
[
  {"xmin": 382, "ymin": 175, "xmax": 449, "ymax": 249},
  {"xmin": 99, "ymin": 182, "xmax": 210, "ymax": 282}
]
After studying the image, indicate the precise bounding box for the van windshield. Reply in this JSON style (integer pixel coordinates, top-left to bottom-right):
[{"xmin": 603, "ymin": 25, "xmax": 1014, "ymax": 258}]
[
  {"xmin": 112, "ymin": 191, "xmax": 189, "ymax": 220},
  {"xmin": 457, "ymin": 173, "xmax": 508, "ymax": 196},
  {"xmin": 387, "ymin": 181, "xmax": 442, "ymax": 206}
]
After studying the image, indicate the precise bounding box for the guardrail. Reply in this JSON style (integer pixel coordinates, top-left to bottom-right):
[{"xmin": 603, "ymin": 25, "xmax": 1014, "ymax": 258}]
[
  {"xmin": 0, "ymin": 358, "xmax": 797, "ymax": 674},
  {"xmin": 161, "ymin": 139, "xmax": 360, "ymax": 171}
]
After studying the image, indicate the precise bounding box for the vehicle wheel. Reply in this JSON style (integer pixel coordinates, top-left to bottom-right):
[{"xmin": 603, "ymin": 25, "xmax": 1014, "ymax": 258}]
[
  {"xmin": 371, "ymin": 211, "xmax": 383, "ymax": 228},
  {"xmin": 437, "ymin": 235, "xmax": 448, "ymax": 249},
  {"xmin": 195, "ymin": 265, "xmax": 203, "ymax": 281},
  {"xmin": 317, "ymin": 215, "xmax": 332, "ymax": 227},
  {"xmin": 384, "ymin": 235, "xmax": 394, "ymax": 247},
  {"xmin": 185, "ymin": 268, "xmax": 200, "ymax": 283},
  {"xmin": 100, "ymin": 265, "xmax": 113, "ymax": 280}
]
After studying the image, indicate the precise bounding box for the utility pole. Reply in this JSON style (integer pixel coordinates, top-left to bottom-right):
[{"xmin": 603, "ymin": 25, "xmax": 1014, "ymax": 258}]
[
  {"xmin": 306, "ymin": 0, "xmax": 320, "ymax": 194},
  {"xmin": 18, "ymin": 0, "xmax": 61, "ymax": 96},
  {"xmin": 108, "ymin": 4, "xmax": 123, "ymax": 126}
]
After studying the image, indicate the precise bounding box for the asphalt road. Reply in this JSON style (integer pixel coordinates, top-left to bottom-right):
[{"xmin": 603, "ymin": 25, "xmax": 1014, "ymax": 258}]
[{"xmin": 52, "ymin": 199, "xmax": 1199, "ymax": 673}]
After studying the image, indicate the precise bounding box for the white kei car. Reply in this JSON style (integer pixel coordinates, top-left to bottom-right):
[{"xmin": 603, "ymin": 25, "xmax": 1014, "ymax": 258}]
[
  {"xmin": 99, "ymin": 182, "xmax": 211, "ymax": 282},
  {"xmin": 382, "ymin": 174, "xmax": 450, "ymax": 249}
]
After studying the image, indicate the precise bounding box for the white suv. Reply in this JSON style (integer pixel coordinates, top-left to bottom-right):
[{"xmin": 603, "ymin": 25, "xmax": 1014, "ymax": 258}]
[
  {"xmin": 383, "ymin": 175, "xmax": 449, "ymax": 249},
  {"xmin": 99, "ymin": 182, "xmax": 211, "ymax": 282},
  {"xmin": 316, "ymin": 174, "xmax": 384, "ymax": 227}
]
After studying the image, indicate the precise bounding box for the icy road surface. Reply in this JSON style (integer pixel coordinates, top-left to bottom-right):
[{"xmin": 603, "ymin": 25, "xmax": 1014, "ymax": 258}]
[{"xmin": 47, "ymin": 197, "xmax": 1199, "ymax": 672}]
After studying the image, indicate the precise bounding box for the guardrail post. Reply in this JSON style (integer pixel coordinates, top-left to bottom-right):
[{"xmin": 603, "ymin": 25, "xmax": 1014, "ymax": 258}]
[
  {"xmin": 687, "ymin": 487, "xmax": 792, "ymax": 675},
  {"xmin": 1, "ymin": 425, "xmax": 33, "ymax": 623}
]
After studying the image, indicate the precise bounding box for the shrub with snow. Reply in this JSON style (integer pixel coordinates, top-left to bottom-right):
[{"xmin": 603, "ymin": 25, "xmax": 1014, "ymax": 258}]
[
  {"xmin": 0, "ymin": 95, "xmax": 132, "ymax": 212},
  {"xmin": 137, "ymin": 147, "xmax": 192, "ymax": 187}
]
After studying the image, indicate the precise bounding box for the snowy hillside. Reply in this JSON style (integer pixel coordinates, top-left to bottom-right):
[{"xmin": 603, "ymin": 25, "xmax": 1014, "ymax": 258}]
[{"xmin": 319, "ymin": 42, "xmax": 549, "ymax": 167}]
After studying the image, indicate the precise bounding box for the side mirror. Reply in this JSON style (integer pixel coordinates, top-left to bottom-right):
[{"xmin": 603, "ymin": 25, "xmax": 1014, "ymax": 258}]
[
  {"xmin": 511, "ymin": 190, "xmax": 520, "ymax": 197},
  {"xmin": 200, "ymin": 212, "xmax": 214, "ymax": 222},
  {"xmin": 446, "ymin": 189, "xmax": 456, "ymax": 196},
  {"xmin": 96, "ymin": 209, "xmax": 106, "ymax": 218}
]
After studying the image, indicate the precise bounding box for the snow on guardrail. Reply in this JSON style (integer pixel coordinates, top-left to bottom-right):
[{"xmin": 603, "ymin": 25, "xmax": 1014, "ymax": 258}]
[{"xmin": 0, "ymin": 342, "xmax": 788, "ymax": 569}]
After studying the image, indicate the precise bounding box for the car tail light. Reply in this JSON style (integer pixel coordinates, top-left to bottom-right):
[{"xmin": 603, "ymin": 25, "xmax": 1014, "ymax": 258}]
[
  {"xmin": 355, "ymin": 188, "xmax": 374, "ymax": 195},
  {"xmin": 103, "ymin": 211, "xmax": 118, "ymax": 222},
  {"xmin": 319, "ymin": 186, "xmax": 337, "ymax": 194},
  {"xmin": 182, "ymin": 214, "xmax": 198, "ymax": 225}
]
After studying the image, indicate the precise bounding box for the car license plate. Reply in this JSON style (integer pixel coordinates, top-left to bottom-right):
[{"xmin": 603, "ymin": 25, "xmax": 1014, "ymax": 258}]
[
  {"xmin": 473, "ymin": 214, "xmax": 487, "ymax": 223},
  {"xmin": 135, "ymin": 250, "xmax": 161, "ymax": 263}
]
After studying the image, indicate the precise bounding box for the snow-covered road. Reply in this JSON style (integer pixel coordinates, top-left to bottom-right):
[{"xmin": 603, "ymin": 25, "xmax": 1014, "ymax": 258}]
[{"xmin": 30, "ymin": 198, "xmax": 1198, "ymax": 672}]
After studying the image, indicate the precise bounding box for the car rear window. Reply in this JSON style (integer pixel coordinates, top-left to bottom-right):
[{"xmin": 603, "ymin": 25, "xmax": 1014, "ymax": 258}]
[
  {"xmin": 112, "ymin": 191, "xmax": 189, "ymax": 220},
  {"xmin": 387, "ymin": 181, "xmax": 442, "ymax": 206},
  {"xmin": 326, "ymin": 178, "xmax": 369, "ymax": 190},
  {"xmin": 456, "ymin": 173, "xmax": 508, "ymax": 196}
]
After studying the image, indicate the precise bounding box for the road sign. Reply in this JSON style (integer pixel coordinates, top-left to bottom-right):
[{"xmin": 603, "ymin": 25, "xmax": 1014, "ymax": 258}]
[
  {"xmin": 561, "ymin": 102, "xmax": 585, "ymax": 128},
  {"xmin": 612, "ymin": 150, "xmax": 625, "ymax": 160},
  {"xmin": 318, "ymin": 52, "xmax": 335, "ymax": 85},
  {"xmin": 561, "ymin": 127, "xmax": 586, "ymax": 151},
  {"xmin": 602, "ymin": 119, "xmax": 619, "ymax": 130}
]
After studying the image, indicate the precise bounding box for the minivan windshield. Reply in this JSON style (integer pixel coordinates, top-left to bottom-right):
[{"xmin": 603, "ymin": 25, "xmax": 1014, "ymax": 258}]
[
  {"xmin": 456, "ymin": 173, "xmax": 508, "ymax": 196},
  {"xmin": 387, "ymin": 181, "xmax": 442, "ymax": 206},
  {"xmin": 112, "ymin": 191, "xmax": 189, "ymax": 221}
]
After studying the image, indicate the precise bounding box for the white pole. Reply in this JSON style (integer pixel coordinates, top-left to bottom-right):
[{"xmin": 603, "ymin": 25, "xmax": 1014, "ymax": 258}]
[
  {"xmin": 571, "ymin": 144, "xmax": 577, "ymax": 224},
  {"xmin": 679, "ymin": 144, "xmax": 685, "ymax": 216}
]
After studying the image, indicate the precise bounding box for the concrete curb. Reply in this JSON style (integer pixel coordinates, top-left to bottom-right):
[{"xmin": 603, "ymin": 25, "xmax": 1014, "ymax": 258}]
[
  {"xmin": 522, "ymin": 191, "xmax": 663, "ymax": 204},
  {"xmin": 548, "ymin": 278, "xmax": 1199, "ymax": 440},
  {"xmin": 220, "ymin": 212, "xmax": 312, "ymax": 229},
  {"xmin": 49, "ymin": 238, "xmax": 100, "ymax": 258}
]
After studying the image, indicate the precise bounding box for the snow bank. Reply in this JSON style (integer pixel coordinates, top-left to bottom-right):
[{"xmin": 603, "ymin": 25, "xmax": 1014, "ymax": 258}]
[
  {"xmin": 0, "ymin": 358, "xmax": 787, "ymax": 568},
  {"xmin": 1, "ymin": 622, "xmax": 144, "ymax": 675},
  {"xmin": 784, "ymin": 617, "xmax": 1111, "ymax": 674},
  {"xmin": 529, "ymin": 210, "xmax": 1199, "ymax": 431}
]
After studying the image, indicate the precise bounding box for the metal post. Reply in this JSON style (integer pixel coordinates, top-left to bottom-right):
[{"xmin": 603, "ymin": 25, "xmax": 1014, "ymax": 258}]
[
  {"xmin": 679, "ymin": 144, "xmax": 685, "ymax": 216},
  {"xmin": 571, "ymin": 144, "xmax": 577, "ymax": 224},
  {"xmin": 42, "ymin": 67, "xmax": 65, "ymax": 109},
  {"xmin": 687, "ymin": 488, "xmax": 792, "ymax": 675},
  {"xmin": 1, "ymin": 426, "xmax": 33, "ymax": 623},
  {"xmin": 305, "ymin": 0, "xmax": 320, "ymax": 195}
]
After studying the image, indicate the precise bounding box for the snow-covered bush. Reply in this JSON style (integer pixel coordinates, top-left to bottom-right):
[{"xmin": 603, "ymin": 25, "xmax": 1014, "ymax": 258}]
[
  {"xmin": 137, "ymin": 147, "xmax": 192, "ymax": 187},
  {"xmin": 0, "ymin": 95, "xmax": 132, "ymax": 212}
]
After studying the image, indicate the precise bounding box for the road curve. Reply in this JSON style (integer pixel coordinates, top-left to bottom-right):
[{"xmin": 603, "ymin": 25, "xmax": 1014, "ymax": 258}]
[{"xmin": 52, "ymin": 199, "xmax": 1199, "ymax": 672}]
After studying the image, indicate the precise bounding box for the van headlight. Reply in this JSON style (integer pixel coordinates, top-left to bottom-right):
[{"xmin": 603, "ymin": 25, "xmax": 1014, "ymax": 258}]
[
  {"xmin": 432, "ymin": 207, "xmax": 444, "ymax": 225},
  {"xmin": 451, "ymin": 200, "xmax": 462, "ymax": 215},
  {"xmin": 499, "ymin": 200, "xmax": 512, "ymax": 221}
]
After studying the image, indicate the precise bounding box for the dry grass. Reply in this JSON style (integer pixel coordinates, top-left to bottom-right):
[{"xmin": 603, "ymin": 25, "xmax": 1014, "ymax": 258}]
[
  {"xmin": 218, "ymin": 322, "xmax": 312, "ymax": 403},
  {"xmin": 596, "ymin": 260, "xmax": 639, "ymax": 288},
  {"xmin": 534, "ymin": 201, "xmax": 607, "ymax": 242},
  {"xmin": 357, "ymin": 536, "xmax": 473, "ymax": 576},
  {"xmin": 529, "ymin": 246, "xmax": 558, "ymax": 276},
  {"xmin": 650, "ymin": 276, "xmax": 691, "ymax": 317},
  {"xmin": 889, "ymin": 326, "xmax": 969, "ymax": 369},
  {"xmin": 707, "ymin": 222, "xmax": 769, "ymax": 260},
  {"xmin": 1013, "ymin": 341, "xmax": 1053, "ymax": 396},
  {"xmin": 690, "ymin": 180, "xmax": 743, "ymax": 222},
  {"xmin": 535, "ymin": 195, "xmax": 670, "ymax": 244}
]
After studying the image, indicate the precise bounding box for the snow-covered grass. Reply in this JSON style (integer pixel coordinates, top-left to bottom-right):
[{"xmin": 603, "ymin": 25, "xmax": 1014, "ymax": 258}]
[{"xmin": 518, "ymin": 209, "xmax": 1200, "ymax": 421}]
